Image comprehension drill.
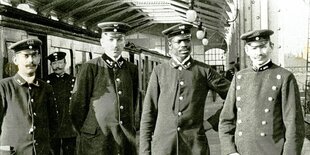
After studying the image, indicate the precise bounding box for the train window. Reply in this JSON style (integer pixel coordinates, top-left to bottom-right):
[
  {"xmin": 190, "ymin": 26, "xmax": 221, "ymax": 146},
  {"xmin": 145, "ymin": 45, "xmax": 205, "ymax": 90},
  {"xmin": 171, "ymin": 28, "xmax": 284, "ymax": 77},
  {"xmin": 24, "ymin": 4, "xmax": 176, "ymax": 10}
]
[
  {"xmin": 92, "ymin": 52, "xmax": 102, "ymax": 59},
  {"xmin": 3, "ymin": 41, "xmax": 18, "ymax": 78},
  {"xmin": 74, "ymin": 50, "xmax": 92, "ymax": 76}
]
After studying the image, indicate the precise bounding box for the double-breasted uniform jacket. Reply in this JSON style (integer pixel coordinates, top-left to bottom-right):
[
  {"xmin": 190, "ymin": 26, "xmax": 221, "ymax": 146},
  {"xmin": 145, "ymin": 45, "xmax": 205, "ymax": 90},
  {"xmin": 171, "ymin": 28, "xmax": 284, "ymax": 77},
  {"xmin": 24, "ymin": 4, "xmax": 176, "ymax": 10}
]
[
  {"xmin": 219, "ymin": 61, "xmax": 305, "ymax": 155},
  {"xmin": 139, "ymin": 57, "xmax": 231, "ymax": 155},
  {"xmin": 47, "ymin": 73, "xmax": 76, "ymax": 138},
  {"xmin": 70, "ymin": 54, "xmax": 139, "ymax": 155},
  {"xmin": 0, "ymin": 73, "xmax": 58, "ymax": 155}
]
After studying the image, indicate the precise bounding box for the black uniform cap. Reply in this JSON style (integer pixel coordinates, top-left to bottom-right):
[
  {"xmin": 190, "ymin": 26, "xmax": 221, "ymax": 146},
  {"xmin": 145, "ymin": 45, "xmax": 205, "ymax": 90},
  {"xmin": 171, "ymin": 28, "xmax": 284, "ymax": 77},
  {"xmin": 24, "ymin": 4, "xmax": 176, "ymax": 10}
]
[
  {"xmin": 240, "ymin": 29, "xmax": 274, "ymax": 44},
  {"xmin": 162, "ymin": 24, "xmax": 193, "ymax": 39},
  {"xmin": 9, "ymin": 38, "xmax": 42, "ymax": 53},
  {"xmin": 97, "ymin": 22, "xmax": 131, "ymax": 34},
  {"xmin": 47, "ymin": 52, "xmax": 66, "ymax": 62}
]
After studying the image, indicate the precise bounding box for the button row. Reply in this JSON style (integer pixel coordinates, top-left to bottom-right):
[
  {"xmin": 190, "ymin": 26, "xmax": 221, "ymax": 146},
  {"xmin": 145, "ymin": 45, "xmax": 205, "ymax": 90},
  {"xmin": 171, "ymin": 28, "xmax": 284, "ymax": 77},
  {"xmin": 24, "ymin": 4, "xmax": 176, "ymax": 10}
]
[{"xmin": 237, "ymin": 131, "xmax": 267, "ymax": 137}]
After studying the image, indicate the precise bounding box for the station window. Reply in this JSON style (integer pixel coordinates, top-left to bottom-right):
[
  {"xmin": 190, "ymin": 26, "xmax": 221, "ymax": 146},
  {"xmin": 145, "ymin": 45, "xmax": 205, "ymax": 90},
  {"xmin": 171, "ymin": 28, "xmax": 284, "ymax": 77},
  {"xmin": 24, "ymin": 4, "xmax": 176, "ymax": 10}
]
[{"xmin": 205, "ymin": 48, "xmax": 226, "ymax": 73}]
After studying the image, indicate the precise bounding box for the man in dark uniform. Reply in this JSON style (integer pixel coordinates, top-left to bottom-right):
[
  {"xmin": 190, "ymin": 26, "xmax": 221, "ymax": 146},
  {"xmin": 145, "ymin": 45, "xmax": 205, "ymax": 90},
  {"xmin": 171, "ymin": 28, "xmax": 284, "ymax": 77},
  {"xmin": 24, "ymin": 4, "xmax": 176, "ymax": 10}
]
[
  {"xmin": 219, "ymin": 29, "xmax": 305, "ymax": 155},
  {"xmin": 139, "ymin": 24, "xmax": 231, "ymax": 155},
  {"xmin": 70, "ymin": 22, "xmax": 139, "ymax": 155},
  {"xmin": 0, "ymin": 38, "xmax": 58, "ymax": 154},
  {"xmin": 47, "ymin": 52, "xmax": 76, "ymax": 155}
]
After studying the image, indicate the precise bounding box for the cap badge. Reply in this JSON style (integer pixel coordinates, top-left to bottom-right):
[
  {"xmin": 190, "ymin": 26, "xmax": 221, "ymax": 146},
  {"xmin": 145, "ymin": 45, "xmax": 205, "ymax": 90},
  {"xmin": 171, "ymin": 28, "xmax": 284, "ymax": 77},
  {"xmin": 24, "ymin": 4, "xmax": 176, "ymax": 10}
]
[
  {"xmin": 255, "ymin": 37, "xmax": 260, "ymax": 41},
  {"xmin": 114, "ymin": 28, "xmax": 117, "ymax": 32},
  {"xmin": 181, "ymin": 31, "xmax": 184, "ymax": 34},
  {"xmin": 29, "ymin": 46, "xmax": 32, "ymax": 49},
  {"xmin": 27, "ymin": 40, "xmax": 34, "ymax": 45},
  {"xmin": 179, "ymin": 25, "xmax": 185, "ymax": 30}
]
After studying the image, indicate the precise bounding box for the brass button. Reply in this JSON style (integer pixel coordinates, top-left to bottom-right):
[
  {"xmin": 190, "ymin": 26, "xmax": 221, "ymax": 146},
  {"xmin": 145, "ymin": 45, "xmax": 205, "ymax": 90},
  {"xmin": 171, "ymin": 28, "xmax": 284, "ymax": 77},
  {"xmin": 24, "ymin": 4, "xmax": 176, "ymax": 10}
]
[
  {"xmin": 118, "ymin": 91, "xmax": 122, "ymax": 95},
  {"xmin": 179, "ymin": 96, "xmax": 183, "ymax": 100},
  {"xmin": 236, "ymin": 86, "xmax": 241, "ymax": 90},
  {"xmin": 180, "ymin": 81, "xmax": 184, "ymax": 85},
  {"xmin": 237, "ymin": 119, "xmax": 242, "ymax": 124},
  {"xmin": 237, "ymin": 107, "xmax": 241, "ymax": 112},
  {"xmin": 120, "ymin": 106, "xmax": 124, "ymax": 110},
  {"xmin": 119, "ymin": 121, "xmax": 123, "ymax": 125},
  {"xmin": 116, "ymin": 78, "xmax": 120, "ymax": 82},
  {"xmin": 272, "ymin": 86, "xmax": 277, "ymax": 90},
  {"xmin": 178, "ymin": 112, "xmax": 182, "ymax": 116},
  {"xmin": 238, "ymin": 131, "xmax": 242, "ymax": 136},
  {"xmin": 236, "ymin": 97, "xmax": 241, "ymax": 101},
  {"xmin": 264, "ymin": 109, "xmax": 270, "ymax": 113},
  {"xmin": 177, "ymin": 127, "xmax": 181, "ymax": 131},
  {"xmin": 262, "ymin": 121, "xmax": 267, "ymax": 125},
  {"xmin": 260, "ymin": 133, "xmax": 266, "ymax": 136},
  {"xmin": 268, "ymin": 97, "xmax": 273, "ymax": 101}
]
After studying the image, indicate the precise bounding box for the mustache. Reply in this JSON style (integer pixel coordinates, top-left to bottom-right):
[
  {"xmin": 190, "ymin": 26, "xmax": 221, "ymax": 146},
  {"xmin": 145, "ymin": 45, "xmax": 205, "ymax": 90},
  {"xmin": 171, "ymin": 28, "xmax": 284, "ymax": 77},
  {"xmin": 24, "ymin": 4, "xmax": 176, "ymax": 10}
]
[
  {"xmin": 25, "ymin": 64, "xmax": 37, "ymax": 68},
  {"xmin": 179, "ymin": 46, "xmax": 190, "ymax": 50},
  {"xmin": 54, "ymin": 67, "xmax": 62, "ymax": 70}
]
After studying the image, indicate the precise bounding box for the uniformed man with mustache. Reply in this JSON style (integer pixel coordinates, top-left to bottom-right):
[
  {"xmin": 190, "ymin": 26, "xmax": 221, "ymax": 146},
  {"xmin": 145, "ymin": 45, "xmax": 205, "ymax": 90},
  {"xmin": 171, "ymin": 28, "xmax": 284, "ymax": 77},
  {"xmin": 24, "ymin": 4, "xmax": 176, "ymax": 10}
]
[
  {"xmin": 47, "ymin": 52, "xmax": 76, "ymax": 155},
  {"xmin": 0, "ymin": 38, "xmax": 58, "ymax": 154},
  {"xmin": 219, "ymin": 29, "xmax": 305, "ymax": 155}
]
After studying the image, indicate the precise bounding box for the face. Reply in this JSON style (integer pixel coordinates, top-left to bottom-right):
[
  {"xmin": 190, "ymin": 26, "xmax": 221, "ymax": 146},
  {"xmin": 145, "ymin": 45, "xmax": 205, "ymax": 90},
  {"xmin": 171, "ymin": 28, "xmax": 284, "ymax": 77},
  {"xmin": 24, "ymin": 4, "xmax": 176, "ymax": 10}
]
[
  {"xmin": 13, "ymin": 49, "xmax": 41, "ymax": 77},
  {"xmin": 245, "ymin": 41, "xmax": 273, "ymax": 66},
  {"xmin": 169, "ymin": 35, "xmax": 192, "ymax": 62},
  {"xmin": 51, "ymin": 59, "xmax": 66, "ymax": 75},
  {"xmin": 100, "ymin": 32, "xmax": 125, "ymax": 60}
]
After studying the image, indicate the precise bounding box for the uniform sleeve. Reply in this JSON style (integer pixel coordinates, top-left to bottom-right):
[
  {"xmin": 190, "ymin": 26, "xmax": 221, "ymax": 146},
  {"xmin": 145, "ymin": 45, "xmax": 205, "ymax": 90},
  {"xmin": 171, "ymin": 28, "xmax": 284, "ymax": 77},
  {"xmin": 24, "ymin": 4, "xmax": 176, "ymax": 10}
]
[
  {"xmin": 0, "ymin": 86, "xmax": 5, "ymax": 135},
  {"xmin": 130, "ymin": 64, "xmax": 140, "ymax": 131},
  {"xmin": 70, "ymin": 63, "xmax": 94, "ymax": 133},
  {"xmin": 139, "ymin": 67, "xmax": 159, "ymax": 155},
  {"xmin": 47, "ymin": 85, "xmax": 59, "ymax": 139},
  {"xmin": 219, "ymin": 75, "xmax": 238, "ymax": 155},
  {"xmin": 207, "ymin": 67, "xmax": 231, "ymax": 99},
  {"xmin": 203, "ymin": 67, "xmax": 231, "ymax": 131},
  {"xmin": 281, "ymin": 74, "xmax": 305, "ymax": 155}
]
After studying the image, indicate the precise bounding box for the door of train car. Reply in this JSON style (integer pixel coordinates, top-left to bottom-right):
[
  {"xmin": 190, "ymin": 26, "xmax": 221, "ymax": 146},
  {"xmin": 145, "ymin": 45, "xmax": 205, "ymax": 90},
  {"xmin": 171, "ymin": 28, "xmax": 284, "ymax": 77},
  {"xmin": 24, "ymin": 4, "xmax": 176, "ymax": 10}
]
[{"xmin": 2, "ymin": 34, "xmax": 48, "ymax": 80}]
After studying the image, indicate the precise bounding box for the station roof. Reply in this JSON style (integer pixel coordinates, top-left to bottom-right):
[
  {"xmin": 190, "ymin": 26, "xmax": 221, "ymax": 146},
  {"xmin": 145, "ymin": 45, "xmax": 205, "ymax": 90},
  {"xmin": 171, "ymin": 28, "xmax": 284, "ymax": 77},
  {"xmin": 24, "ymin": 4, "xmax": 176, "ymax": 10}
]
[{"xmin": 8, "ymin": 0, "xmax": 234, "ymax": 37}]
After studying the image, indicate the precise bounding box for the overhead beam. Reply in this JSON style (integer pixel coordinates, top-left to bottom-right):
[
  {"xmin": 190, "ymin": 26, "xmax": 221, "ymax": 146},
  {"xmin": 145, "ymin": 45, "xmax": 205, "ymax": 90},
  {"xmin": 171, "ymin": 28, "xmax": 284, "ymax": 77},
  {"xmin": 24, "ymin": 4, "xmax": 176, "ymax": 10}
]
[
  {"xmin": 122, "ymin": 11, "xmax": 148, "ymax": 22},
  {"xmin": 128, "ymin": 16, "xmax": 152, "ymax": 26},
  {"xmin": 207, "ymin": 0, "xmax": 231, "ymax": 12},
  {"xmin": 127, "ymin": 20, "xmax": 154, "ymax": 34},
  {"xmin": 38, "ymin": 0, "xmax": 68, "ymax": 14},
  {"xmin": 75, "ymin": 2, "xmax": 126, "ymax": 24},
  {"xmin": 60, "ymin": 0, "xmax": 117, "ymax": 19},
  {"xmin": 171, "ymin": 5, "xmax": 222, "ymax": 23},
  {"xmin": 90, "ymin": 6, "xmax": 136, "ymax": 29}
]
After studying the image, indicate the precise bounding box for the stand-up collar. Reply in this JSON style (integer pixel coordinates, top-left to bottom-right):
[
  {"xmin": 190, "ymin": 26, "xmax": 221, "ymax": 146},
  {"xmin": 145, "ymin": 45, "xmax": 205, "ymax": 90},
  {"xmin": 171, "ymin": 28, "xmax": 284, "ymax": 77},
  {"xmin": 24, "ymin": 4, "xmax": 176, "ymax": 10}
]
[
  {"xmin": 102, "ymin": 54, "xmax": 125, "ymax": 68},
  {"xmin": 56, "ymin": 74, "xmax": 65, "ymax": 78},
  {"xmin": 252, "ymin": 60, "xmax": 273, "ymax": 72},
  {"xmin": 14, "ymin": 73, "xmax": 39, "ymax": 87},
  {"xmin": 169, "ymin": 56, "xmax": 192, "ymax": 70}
]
